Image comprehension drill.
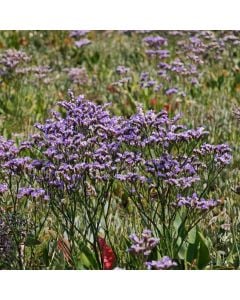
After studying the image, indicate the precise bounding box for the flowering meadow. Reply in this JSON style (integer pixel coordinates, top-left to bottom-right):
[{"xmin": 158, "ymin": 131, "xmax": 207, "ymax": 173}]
[{"xmin": 0, "ymin": 30, "xmax": 240, "ymax": 270}]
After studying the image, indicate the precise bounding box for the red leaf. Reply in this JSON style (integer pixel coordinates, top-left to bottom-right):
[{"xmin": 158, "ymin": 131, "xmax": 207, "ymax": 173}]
[
  {"xmin": 150, "ymin": 98, "xmax": 157, "ymax": 106},
  {"xmin": 98, "ymin": 236, "xmax": 116, "ymax": 270}
]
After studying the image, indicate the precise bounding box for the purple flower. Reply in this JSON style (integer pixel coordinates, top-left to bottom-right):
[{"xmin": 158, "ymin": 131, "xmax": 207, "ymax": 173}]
[
  {"xmin": 75, "ymin": 38, "xmax": 91, "ymax": 48},
  {"xmin": 145, "ymin": 257, "xmax": 177, "ymax": 270},
  {"xmin": 140, "ymin": 72, "xmax": 149, "ymax": 82},
  {"xmin": 176, "ymin": 193, "xmax": 220, "ymax": 210},
  {"xmin": 116, "ymin": 66, "xmax": 130, "ymax": 75},
  {"xmin": 165, "ymin": 88, "xmax": 178, "ymax": 96},
  {"xmin": 190, "ymin": 77, "xmax": 199, "ymax": 85},
  {"xmin": 194, "ymin": 143, "xmax": 232, "ymax": 166},
  {"xmin": 128, "ymin": 229, "xmax": 159, "ymax": 256},
  {"xmin": 67, "ymin": 67, "xmax": 88, "ymax": 85},
  {"xmin": 0, "ymin": 184, "xmax": 8, "ymax": 195},
  {"xmin": 143, "ymin": 80, "xmax": 157, "ymax": 88},
  {"xmin": 144, "ymin": 36, "xmax": 168, "ymax": 47},
  {"xmin": 17, "ymin": 187, "xmax": 49, "ymax": 200},
  {"xmin": 69, "ymin": 30, "xmax": 90, "ymax": 38},
  {"xmin": 0, "ymin": 49, "xmax": 30, "ymax": 70}
]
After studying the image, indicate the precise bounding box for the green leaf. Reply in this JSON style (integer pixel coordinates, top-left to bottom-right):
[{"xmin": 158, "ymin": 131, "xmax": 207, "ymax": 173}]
[
  {"xmin": 187, "ymin": 226, "xmax": 197, "ymax": 244},
  {"xmin": 186, "ymin": 242, "xmax": 198, "ymax": 264},
  {"xmin": 196, "ymin": 232, "xmax": 210, "ymax": 270},
  {"xmin": 178, "ymin": 241, "xmax": 188, "ymax": 260},
  {"xmin": 25, "ymin": 236, "xmax": 41, "ymax": 247},
  {"xmin": 173, "ymin": 213, "xmax": 182, "ymax": 231},
  {"xmin": 77, "ymin": 241, "xmax": 99, "ymax": 269}
]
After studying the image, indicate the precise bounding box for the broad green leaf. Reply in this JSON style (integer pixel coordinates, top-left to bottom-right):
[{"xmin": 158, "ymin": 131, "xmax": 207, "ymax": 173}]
[
  {"xmin": 197, "ymin": 232, "xmax": 210, "ymax": 270},
  {"xmin": 178, "ymin": 242, "xmax": 188, "ymax": 260},
  {"xmin": 186, "ymin": 242, "xmax": 198, "ymax": 264},
  {"xmin": 187, "ymin": 226, "xmax": 197, "ymax": 244},
  {"xmin": 78, "ymin": 241, "xmax": 99, "ymax": 269}
]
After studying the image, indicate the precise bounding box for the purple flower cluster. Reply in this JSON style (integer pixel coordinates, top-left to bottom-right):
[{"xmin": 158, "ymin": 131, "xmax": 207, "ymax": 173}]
[
  {"xmin": 0, "ymin": 136, "xmax": 20, "ymax": 170},
  {"xmin": 17, "ymin": 187, "xmax": 49, "ymax": 201},
  {"xmin": 75, "ymin": 39, "xmax": 91, "ymax": 48},
  {"xmin": 144, "ymin": 36, "xmax": 168, "ymax": 48},
  {"xmin": 116, "ymin": 65, "xmax": 130, "ymax": 75},
  {"xmin": 145, "ymin": 256, "xmax": 177, "ymax": 270},
  {"xmin": 139, "ymin": 72, "xmax": 162, "ymax": 91},
  {"xmin": 67, "ymin": 67, "xmax": 88, "ymax": 85},
  {"xmin": 69, "ymin": 30, "xmax": 92, "ymax": 48},
  {"xmin": 0, "ymin": 92, "xmax": 232, "ymax": 212},
  {"xmin": 165, "ymin": 87, "xmax": 178, "ymax": 96},
  {"xmin": 0, "ymin": 49, "xmax": 30, "ymax": 70},
  {"xmin": 69, "ymin": 30, "xmax": 90, "ymax": 38},
  {"xmin": 0, "ymin": 183, "xmax": 8, "ymax": 195},
  {"xmin": 177, "ymin": 193, "xmax": 220, "ymax": 210},
  {"xmin": 141, "ymin": 31, "xmax": 240, "ymax": 97},
  {"xmin": 128, "ymin": 229, "xmax": 159, "ymax": 256},
  {"xmin": 194, "ymin": 143, "xmax": 232, "ymax": 166}
]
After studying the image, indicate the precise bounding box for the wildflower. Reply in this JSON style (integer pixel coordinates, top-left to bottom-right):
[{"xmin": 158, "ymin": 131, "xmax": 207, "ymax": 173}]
[
  {"xmin": 0, "ymin": 184, "xmax": 8, "ymax": 195},
  {"xmin": 145, "ymin": 257, "xmax": 177, "ymax": 270},
  {"xmin": 116, "ymin": 66, "xmax": 129, "ymax": 75},
  {"xmin": 67, "ymin": 67, "xmax": 88, "ymax": 85},
  {"xmin": 69, "ymin": 30, "xmax": 90, "ymax": 38},
  {"xmin": 75, "ymin": 38, "xmax": 91, "ymax": 48},
  {"xmin": 165, "ymin": 88, "xmax": 178, "ymax": 96},
  {"xmin": 144, "ymin": 36, "xmax": 168, "ymax": 47},
  {"xmin": 17, "ymin": 187, "xmax": 49, "ymax": 200},
  {"xmin": 128, "ymin": 229, "xmax": 159, "ymax": 256},
  {"xmin": 176, "ymin": 193, "xmax": 220, "ymax": 210},
  {"xmin": 0, "ymin": 49, "xmax": 30, "ymax": 70}
]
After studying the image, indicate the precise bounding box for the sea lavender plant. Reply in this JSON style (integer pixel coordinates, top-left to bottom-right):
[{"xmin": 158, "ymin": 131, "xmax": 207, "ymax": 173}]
[
  {"xmin": 113, "ymin": 104, "xmax": 232, "ymax": 261},
  {"xmin": 0, "ymin": 91, "xmax": 232, "ymax": 269}
]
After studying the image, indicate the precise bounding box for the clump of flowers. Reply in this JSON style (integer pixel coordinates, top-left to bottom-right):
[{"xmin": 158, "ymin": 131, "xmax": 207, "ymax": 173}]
[
  {"xmin": 128, "ymin": 229, "xmax": 159, "ymax": 256},
  {"xmin": 0, "ymin": 49, "xmax": 30, "ymax": 71},
  {"xmin": 69, "ymin": 30, "xmax": 92, "ymax": 49},
  {"xmin": 67, "ymin": 67, "xmax": 88, "ymax": 85},
  {"xmin": 128, "ymin": 229, "xmax": 177, "ymax": 270},
  {"xmin": 145, "ymin": 257, "xmax": 177, "ymax": 270},
  {"xmin": 69, "ymin": 30, "xmax": 90, "ymax": 38},
  {"xmin": 176, "ymin": 193, "xmax": 220, "ymax": 210},
  {"xmin": 116, "ymin": 65, "xmax": 130, "ymax": 75},
  {"xmin": 113, "ymin": 65, "xmax": 131, "ymax": 86},
  {"xmin": 75, "ymin": 38, "xmax": 91, "ymax": 48}
]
